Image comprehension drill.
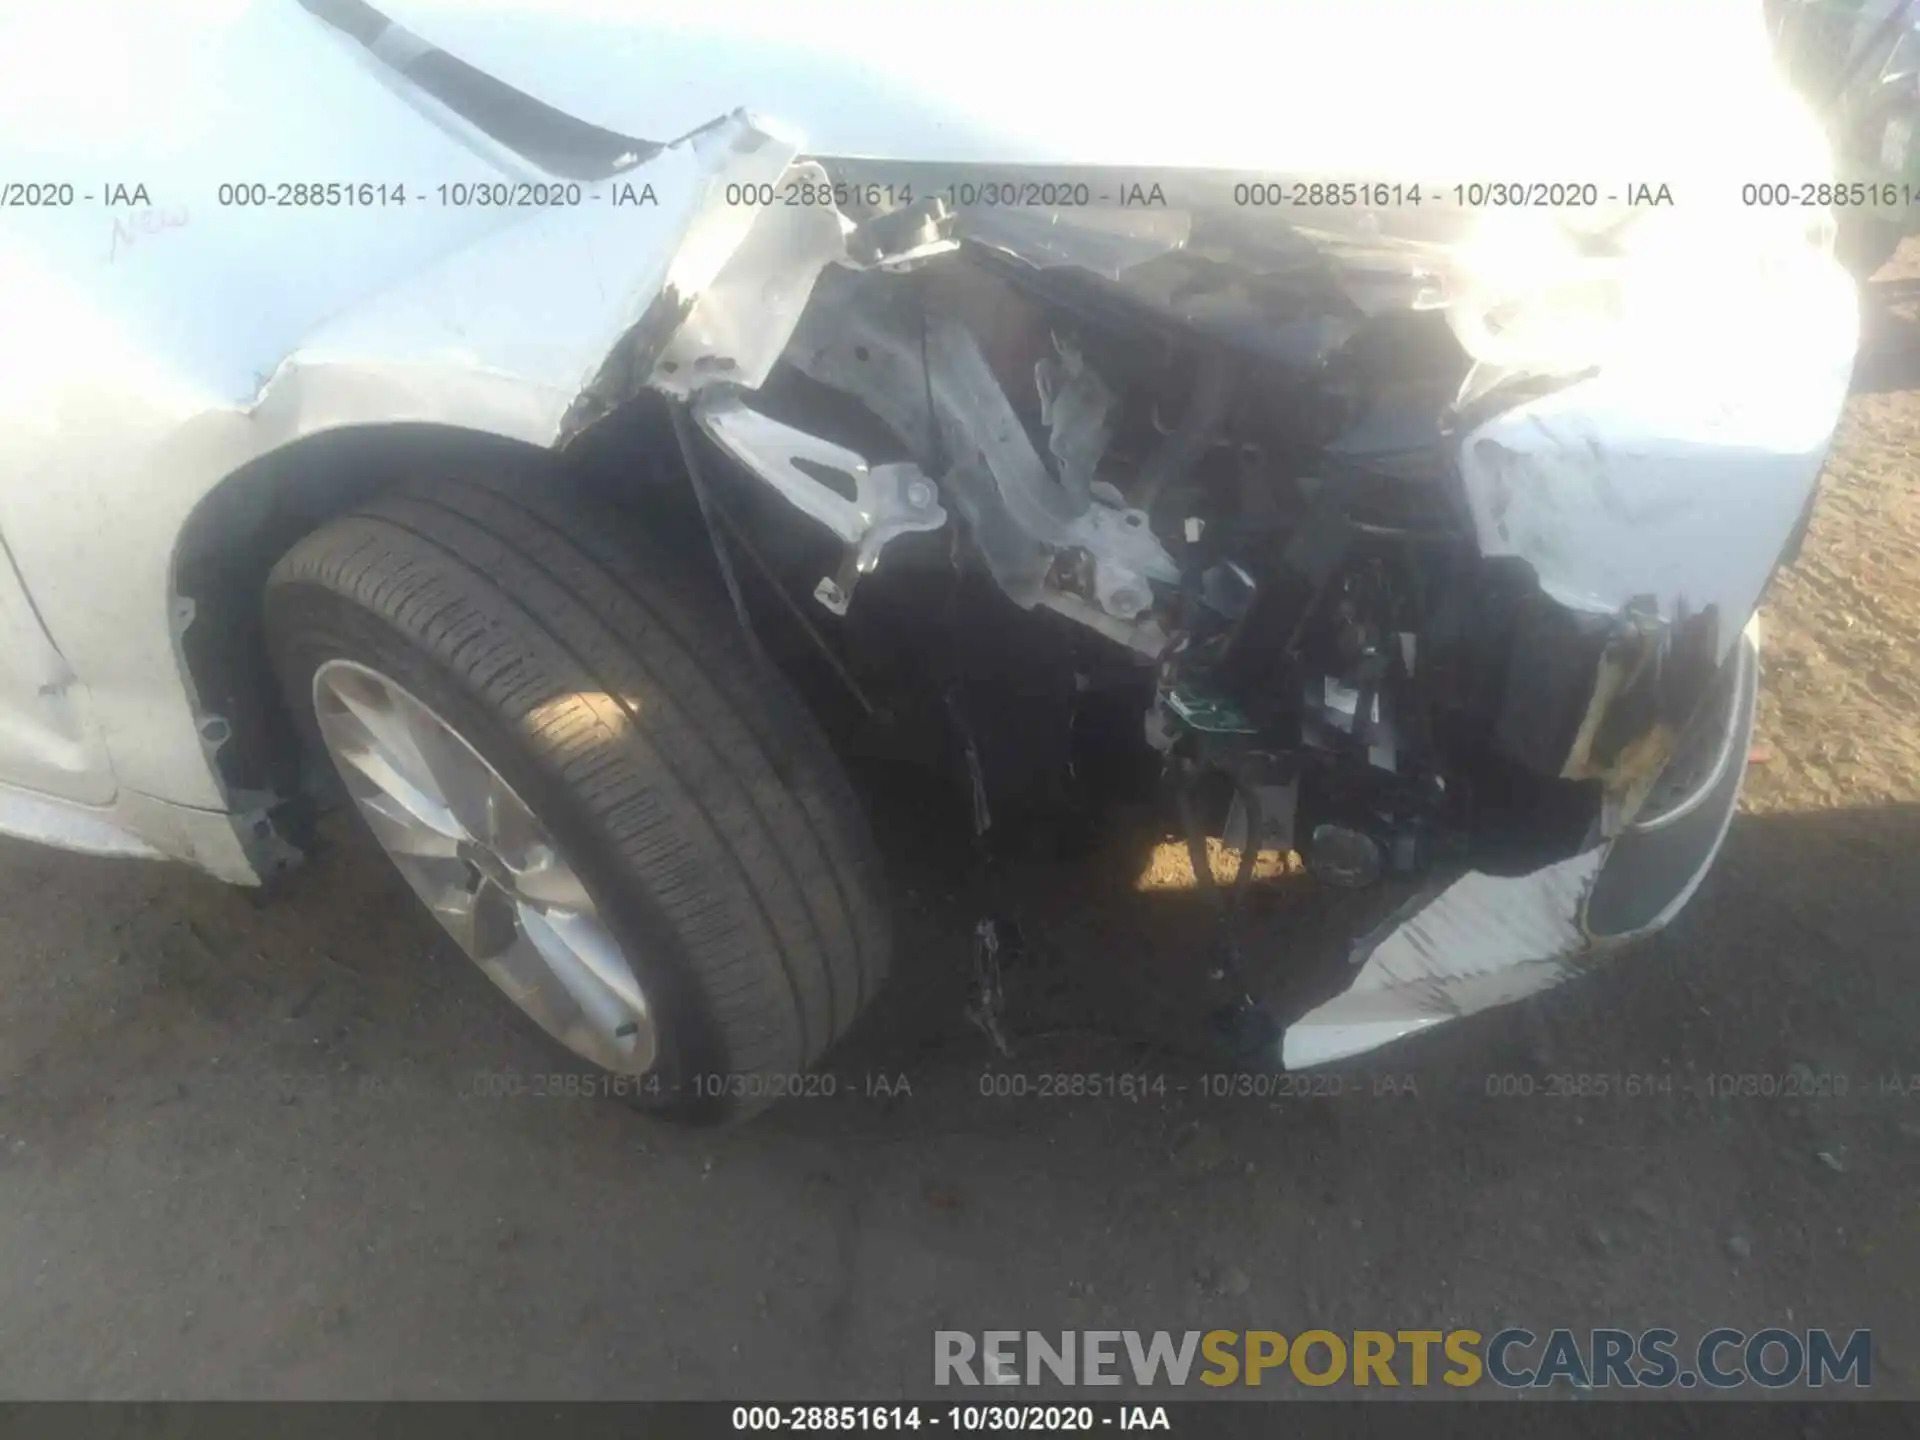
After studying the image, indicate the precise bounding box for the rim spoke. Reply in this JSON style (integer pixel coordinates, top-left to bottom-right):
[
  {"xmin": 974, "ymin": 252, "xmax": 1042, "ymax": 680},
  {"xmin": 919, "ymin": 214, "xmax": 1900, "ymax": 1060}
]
[
  {"xmin": 518, "ymin": 902, "xmax": 646, "ymax": 1034},
  {"xmin": 427, "ymin": 874, "xmax": 517, "ymax": 958},
  {"xmin": 324, "ymin": 672, "xmax": 448, "ymax": 799},
  {"xmin": 510, "ymin": 843, "xmax": 596, "ymax": 912},
  {"xmin": 312, "ymin": 659, "xmax": 653, "ymax": 1075},
  {"xmin": 476, "ymin": 921, "xmax": 565, "ymax": 1013},
  {"xmin": 529, "ymin": 903, "xmax": 646, "ymax": 1015},
  {"xmin": 400, "ymin": 710, "xmax": 519, "ymax": 845},
  {"xmin": 356, "ymin": 790, "xmax": 463, "ymax": 858},
  {"xmin": 387, "ymin": 851, "xmax": 469, "ymax": 907},
  {"xmin": 477, "ymin": 781, "xmax": 544, "ymax": 870},
  {"xmin": 318, "ymin": 687, "xmax": 466, "ymax": 840}
]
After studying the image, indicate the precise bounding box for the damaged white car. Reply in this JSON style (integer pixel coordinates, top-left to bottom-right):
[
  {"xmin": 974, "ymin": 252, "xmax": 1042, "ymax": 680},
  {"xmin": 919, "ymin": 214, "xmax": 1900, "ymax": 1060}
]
[{"xmin": 0, "ymin": 0, "xmax": 1857, "ymax": 1117}]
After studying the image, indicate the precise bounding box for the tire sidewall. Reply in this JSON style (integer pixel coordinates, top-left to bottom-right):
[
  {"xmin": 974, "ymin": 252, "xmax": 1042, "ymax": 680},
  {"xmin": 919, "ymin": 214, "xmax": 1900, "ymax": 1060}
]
[{"xmin": 266, "ymin": 580, "xmax": 740, "ymax": 1121}]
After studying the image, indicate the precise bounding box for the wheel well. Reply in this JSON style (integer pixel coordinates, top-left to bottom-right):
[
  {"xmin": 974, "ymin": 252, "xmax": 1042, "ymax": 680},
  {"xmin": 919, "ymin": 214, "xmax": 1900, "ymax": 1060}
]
[
  {"xmin": 174, "ymin": 424, "xmax": 551, "ymax": 812},
  {"xmin": 173, "ymin": 410, "xmax": 695, "ymax": 827}
]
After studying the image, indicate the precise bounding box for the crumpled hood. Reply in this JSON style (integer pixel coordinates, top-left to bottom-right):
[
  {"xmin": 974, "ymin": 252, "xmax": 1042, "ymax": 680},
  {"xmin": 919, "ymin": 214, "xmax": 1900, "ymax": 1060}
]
[{"xmin": 370, "ymin": 0, "xmax": 1824, "ymax": 184}]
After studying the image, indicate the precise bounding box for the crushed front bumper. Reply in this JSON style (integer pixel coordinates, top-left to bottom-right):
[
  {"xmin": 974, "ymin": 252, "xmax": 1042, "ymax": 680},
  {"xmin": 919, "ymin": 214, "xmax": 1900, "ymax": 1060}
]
[
  {"xmin": 1276, "ymin": 194, "xmax": 1858, "ymax": 1070},
  {"xmin": 1283, "ymin": 616, "xmax": 1758, "ymax": 1068}
]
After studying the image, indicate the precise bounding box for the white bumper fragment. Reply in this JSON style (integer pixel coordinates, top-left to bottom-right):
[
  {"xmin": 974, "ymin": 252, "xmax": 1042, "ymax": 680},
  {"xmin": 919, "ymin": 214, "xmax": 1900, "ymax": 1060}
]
[
  {"xmin": 1282, "ymin": 595, "xmax": 1763, "ymax": 1069},
  {"xmin": 1455, "ymin": 220, "xmax": 1858, "ymax": 658}
]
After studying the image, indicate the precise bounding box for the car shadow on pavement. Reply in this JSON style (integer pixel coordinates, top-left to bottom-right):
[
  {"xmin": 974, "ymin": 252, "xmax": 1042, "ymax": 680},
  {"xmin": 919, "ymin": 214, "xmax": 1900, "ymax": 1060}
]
[
  {"xmin": 1850, "ymin": 276, "xmax": 1920, "ymax": 394},
  {"xmin": 827, "ymin": 793, "xmax": 1920, "ymax": 1102},
  {"xmin": 1, "ymin": 797, "xmax": 1916, "ymax": 1397}
]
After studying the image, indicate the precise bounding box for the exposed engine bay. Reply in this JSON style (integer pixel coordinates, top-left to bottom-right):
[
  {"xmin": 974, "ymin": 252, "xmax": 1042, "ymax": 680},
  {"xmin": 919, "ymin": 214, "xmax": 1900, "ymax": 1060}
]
[{"xmin": 660, "ymin": 185, "xmax": 1677, "ymax": 911}]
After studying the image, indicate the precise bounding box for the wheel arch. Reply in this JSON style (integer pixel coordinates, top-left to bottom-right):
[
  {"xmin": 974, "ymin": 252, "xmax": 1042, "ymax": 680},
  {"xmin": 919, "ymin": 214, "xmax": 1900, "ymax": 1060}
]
[
  {"xmin": 163, "ymin": 379, "xmax": 700, "ymax": 880},
  {"xmin": 172, "ymin": 422, "xmax": 571, "ymax": 836}
]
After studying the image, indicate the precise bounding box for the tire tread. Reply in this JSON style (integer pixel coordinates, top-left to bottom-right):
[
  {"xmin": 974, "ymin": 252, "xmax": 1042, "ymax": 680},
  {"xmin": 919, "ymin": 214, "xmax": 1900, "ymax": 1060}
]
[{"xmin": 264, "ymin": 478, "xmax": 890, "ymax": 1107}]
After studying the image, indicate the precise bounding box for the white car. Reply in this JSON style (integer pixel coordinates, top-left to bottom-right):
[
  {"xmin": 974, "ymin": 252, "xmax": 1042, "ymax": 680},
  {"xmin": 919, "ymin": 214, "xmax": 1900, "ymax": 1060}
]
[{"xmin": 0, "ymin": 0, "xmax": 1857, "ymax": 1118}]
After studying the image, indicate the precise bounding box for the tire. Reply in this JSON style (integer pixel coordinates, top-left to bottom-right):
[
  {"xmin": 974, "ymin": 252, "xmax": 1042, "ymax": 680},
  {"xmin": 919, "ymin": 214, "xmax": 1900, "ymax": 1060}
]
[{"xmin": 262, "ymin": 474, "xmax": 891, "ymax": 1122}]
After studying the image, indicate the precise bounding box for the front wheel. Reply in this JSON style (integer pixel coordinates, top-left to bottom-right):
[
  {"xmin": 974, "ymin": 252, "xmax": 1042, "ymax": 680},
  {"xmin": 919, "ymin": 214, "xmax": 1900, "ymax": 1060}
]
[{"xmin": 263, "ymin": 475, "xmax": 890, "ymax": 1122}]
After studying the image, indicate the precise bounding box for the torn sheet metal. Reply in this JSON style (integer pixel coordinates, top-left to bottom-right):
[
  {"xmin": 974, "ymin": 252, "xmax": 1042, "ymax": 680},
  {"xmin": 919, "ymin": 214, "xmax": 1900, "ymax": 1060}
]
[
  {"xmin": 1454, "ymin": 237, "xmax": 1855, "ymax": 666},
  {"xmin": 790, "ymin": 273, "xmax": 1175, "ymax": 652},
  {"xmin": 285, "ymin": 108, "xmax": 814, "ymax": 448},
  {"xmin": 646, "ymin": 157, "xmax": 848, "ymax": 401},
  {"xmin": 564, "ymin": 112, "xmax": 826, "ymax": 432},
  {"xmin": 1281, "ymin": 848, "xmax": 1606, "ymax": 1069},
  {"xmin": 1282, "ymin": 620, "xmax": 1758, "ymax": 1069}
]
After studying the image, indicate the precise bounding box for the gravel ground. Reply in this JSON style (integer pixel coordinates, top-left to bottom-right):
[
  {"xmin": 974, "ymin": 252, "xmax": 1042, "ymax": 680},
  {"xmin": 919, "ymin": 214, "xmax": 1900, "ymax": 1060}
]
[{"xmin": 2, "ymin": 273, "xmax": 1919, "ymax": 1403}]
